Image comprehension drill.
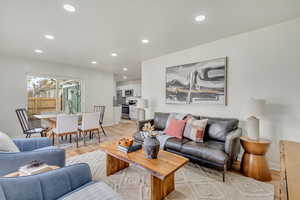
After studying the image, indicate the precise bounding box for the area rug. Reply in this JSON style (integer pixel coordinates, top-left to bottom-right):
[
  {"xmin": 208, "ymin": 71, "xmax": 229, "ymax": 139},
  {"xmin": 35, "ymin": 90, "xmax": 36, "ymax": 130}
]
[{"xmin": 66, "ymin": 150, "xmax": 274, "ymax": 200}]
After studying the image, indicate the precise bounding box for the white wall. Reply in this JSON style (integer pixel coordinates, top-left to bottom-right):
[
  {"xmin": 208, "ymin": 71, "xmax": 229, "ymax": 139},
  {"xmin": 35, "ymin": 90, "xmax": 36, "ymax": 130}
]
[
  {"xmin": 142, "ymin": 18, "xmax": 300, "ymax": 170},
  {"xmin": 0, "ymin": 55, "xmax": 115, "ymax": 138}
]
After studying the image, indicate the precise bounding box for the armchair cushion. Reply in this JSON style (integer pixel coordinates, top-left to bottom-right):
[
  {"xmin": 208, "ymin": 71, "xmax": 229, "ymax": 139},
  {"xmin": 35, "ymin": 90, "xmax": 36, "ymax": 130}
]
[
  {"xmin": 13, "ymin": 137, "xmax": 51, "ymax": 152},
  {"xmin": 59, "ymin": 181, "xmax": 123, "ymax": 200},
  {"xmin": 0, "ymin": 131, "xmax": 20, "ymax": 152},
  {"xmin": 0, "ymin": 163, "xmax": 91, "ymax": 200},
  {"xmin": 0, "ymin": 138, "xmax": 65, "ymax": 176}
]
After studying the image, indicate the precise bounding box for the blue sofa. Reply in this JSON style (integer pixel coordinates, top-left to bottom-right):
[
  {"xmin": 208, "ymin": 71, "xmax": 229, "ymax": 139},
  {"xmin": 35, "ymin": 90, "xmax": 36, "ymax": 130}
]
[
  {"xmin": 0, "ymin": 138, "xmax": 65, "ymax": 176},
  {"xmin": 0, "ymin": 163, "xmax": 123, "ymax": 200}
]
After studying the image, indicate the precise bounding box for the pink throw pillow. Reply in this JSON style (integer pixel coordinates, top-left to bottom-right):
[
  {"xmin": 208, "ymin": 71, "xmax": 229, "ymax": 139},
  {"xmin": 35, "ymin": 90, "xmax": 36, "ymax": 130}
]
[{"xmin": 164, "ymin": 118, "xmax": 186, "ymax": 139}]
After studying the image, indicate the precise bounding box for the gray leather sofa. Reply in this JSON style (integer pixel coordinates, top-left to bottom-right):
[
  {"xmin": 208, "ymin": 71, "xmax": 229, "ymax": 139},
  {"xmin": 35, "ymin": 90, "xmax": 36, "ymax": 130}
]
[{"xmin": 134, "ymin": 112, "xmax": 242, "ymax": 182}]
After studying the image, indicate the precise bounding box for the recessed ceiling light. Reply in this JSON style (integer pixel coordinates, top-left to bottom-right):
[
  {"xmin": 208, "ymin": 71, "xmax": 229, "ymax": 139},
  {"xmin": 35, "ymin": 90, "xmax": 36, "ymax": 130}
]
[
  {"xmin": 44, "ymin": 34, "xmax": 55, "ymax": 40},
  {"xmin": 63, "ymin": 4, "xmax": 76, "ymax": 12},
  {"xmin": 34, "ymin": 49, "xmax": 43, "ymax": 54},
  {"xmin": 141, "ymin": 39, "xmax": 149, "ymax": 44},
  {"xmin": 111, "ymin": 53, "xmax": 118, "ymax": 57},
  {"xmin": 91, "ymin": 61, "xmax": 97, "ymax": 64},
  {"xmin": 123, "ymin": 76, "xmax": 127, "ymax": 80},
  {"xmin": 195, "ymin": 15, "xmax": 206, "ymax": 22},
  {"xmin": 123, "ymin": 67, "xmax": 128, "ymax": 71}
]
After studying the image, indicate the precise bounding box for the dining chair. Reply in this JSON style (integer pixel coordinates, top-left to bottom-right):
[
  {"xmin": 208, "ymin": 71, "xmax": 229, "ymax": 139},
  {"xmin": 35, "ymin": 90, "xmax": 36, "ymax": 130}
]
[
  {"xmin": 93, "ymin": 105, "xmax": 107, "ymax": 136},
  {"xmin": 15, "ymin": 108, "xmax": 47, "ymax": 138},
  {"xmin": 52, "ymin": 115, "xmax": 79, "ymax": 147},
  {"xmin": 79, "ymin": 112, "xmax": 101, "ymax": 145}
]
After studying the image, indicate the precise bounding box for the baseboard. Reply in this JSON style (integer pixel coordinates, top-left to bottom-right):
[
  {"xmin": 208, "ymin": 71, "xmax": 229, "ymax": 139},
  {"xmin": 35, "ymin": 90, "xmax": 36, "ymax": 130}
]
[{"xmin": 102, "ymin": 122, "xmax": 115, "ymax": 127}]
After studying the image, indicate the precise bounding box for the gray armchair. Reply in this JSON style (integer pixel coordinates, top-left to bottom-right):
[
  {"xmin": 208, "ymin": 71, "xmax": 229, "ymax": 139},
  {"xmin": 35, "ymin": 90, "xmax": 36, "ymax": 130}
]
[{"xmin": 0, "ymin": 138, "xmax": 65, "ymax": 176}]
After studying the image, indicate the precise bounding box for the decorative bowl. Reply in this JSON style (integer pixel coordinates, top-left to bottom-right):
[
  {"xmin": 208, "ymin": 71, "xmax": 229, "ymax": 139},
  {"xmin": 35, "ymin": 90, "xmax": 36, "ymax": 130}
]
[{"xmin": 118, "ymin": 137, "xmax": 134, "ymax": 147}]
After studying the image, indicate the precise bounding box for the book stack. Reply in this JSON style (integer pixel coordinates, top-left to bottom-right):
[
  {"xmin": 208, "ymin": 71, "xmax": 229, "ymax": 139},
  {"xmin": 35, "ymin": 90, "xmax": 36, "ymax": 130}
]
[
  {"xmin": 117, "ymin": 142, "xmax": 142, "ymax": 153},
  {"xmin": 19, "ymin": 163, "xmax": 53, "ymax": 176}
]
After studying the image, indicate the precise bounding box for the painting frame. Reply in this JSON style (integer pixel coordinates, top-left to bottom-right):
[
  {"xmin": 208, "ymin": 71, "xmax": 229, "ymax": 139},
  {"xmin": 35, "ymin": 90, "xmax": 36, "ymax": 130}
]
[{"xmin": 165, "ymin": 57, "xmax": 228, "ymax": 105}]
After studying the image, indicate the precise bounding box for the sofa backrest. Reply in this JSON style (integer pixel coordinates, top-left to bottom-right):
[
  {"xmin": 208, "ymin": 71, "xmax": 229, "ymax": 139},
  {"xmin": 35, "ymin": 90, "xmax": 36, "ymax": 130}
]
[
  {"xmin": 153, "ymin": 112, "xmax": 239, "ymax": 142},
  {"xmin": 201, "ymin": 116, "xmax": 239, "ymax": 142},
  {"xmin": 153, "ymin": 112, "xmax": 170, "ymax": 130},
  {"xmin": 0, "ymin": 163, "xmax": 92, "ymax": 200}
]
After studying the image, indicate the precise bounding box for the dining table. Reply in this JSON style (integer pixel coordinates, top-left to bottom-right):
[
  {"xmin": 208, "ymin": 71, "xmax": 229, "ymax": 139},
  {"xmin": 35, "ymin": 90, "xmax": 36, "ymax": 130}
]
[{"xmin": 34, "ymin": 113, "xmax": 83, "ymax": 144}]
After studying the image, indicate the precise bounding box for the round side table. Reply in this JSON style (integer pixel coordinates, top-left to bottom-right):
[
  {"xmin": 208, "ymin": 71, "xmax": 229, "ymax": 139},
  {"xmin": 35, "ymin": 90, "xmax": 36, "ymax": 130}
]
[{"xmin": 240, "ymin": 136, "xmax": 272, "ymax": 181}]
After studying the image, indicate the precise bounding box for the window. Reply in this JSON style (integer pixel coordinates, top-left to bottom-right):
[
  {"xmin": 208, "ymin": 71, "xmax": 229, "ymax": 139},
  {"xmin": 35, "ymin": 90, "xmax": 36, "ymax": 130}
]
[{"xmin": 27, "ymin": 76, "xmax": 81, "ymax": 117}]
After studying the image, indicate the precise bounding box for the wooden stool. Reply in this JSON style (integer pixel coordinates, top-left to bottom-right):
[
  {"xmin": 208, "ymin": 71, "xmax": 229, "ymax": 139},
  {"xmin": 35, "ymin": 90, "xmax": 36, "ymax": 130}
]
[{"xmin": 240, "ymin": 136, "xmax": 272, "ymax": 181}]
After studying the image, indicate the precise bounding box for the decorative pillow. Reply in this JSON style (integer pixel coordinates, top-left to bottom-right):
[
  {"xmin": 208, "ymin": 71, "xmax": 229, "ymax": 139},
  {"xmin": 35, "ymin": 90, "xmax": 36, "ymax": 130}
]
[
  {"xmin": 183, "ymin": 118, "xmax": 208, "ymax": 142},
  {"xmin": 164, "ymin": 118, "xmax": 186, "ymax": 139},
  {"xmin": 0, "ymin": 131, "xmax": 20, "ymax": 152}
]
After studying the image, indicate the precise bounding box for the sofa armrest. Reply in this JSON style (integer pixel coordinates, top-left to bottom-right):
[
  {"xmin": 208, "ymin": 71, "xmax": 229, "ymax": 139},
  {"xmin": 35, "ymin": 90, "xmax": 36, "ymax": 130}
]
[
  {"xmin": 224, "ymin": 128, "xmax": 242, "ymax": 161},
  {"xmin": 0, "ymin": 148, "xmax": 65, "ymax": 176},
  {"xmin": 136, "ymin": 119, "xmax": 154, "ymax": 132},
  {"xmin": 13, "ymin": 138, "xmax": 51, "ymax": 152},
  {"xmin": 0, "ymin": 163, "xmax": 91, "ymax": 200}
]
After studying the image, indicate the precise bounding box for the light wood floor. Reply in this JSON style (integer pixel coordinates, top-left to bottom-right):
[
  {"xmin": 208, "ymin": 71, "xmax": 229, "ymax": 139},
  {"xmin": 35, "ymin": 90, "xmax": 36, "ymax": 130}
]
[{"xmin": 65, "ymin": 120, "xmax": 280, "ymax": 200}]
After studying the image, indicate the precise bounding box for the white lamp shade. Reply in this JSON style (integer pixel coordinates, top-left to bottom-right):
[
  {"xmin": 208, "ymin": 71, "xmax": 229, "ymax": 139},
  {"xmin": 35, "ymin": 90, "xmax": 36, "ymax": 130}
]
[
  {"xmin": 247, "ymin": 99, "xmax": 266, "ymax": 117},
  {"xmin": 137, "ymin": 99, "xmax": 148, "ymax": 109}
]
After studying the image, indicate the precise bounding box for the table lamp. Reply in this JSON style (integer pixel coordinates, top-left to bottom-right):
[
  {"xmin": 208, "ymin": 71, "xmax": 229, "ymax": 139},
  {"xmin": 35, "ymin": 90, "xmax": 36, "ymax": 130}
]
[
  {"xmin": 137, "ymin": 99, "xmax": 148, "ymax": 120},
  {"xmin": 246, "ymin": 99, "xmax": 266, "ymax": 140}
]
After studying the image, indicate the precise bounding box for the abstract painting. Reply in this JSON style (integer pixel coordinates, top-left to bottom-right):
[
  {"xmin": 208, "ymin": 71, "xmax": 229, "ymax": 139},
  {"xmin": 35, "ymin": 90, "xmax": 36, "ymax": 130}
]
[{"xmin": 166, "ymin": 57, "xmax": 227, "ymax": 105}]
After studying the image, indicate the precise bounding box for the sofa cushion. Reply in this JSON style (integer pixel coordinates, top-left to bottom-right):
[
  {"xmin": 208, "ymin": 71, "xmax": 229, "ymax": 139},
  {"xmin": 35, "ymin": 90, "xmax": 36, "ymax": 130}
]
[
  {"xmin": 201, "ymin": 117, "xmax": 239, "ymax": 142},
  {"xmin": 165, "ymin": 138, "xmax": 190, "ymax": 151},
  {"xmin": 180, "ymin": 141, "xmax": 228, "ymax": 165},
  {"xmin": 59, "ymin": 181, "xmax": 123, "ymax": 200},
  {"xmin": 153, "ymin": 112, "xmax": 170, "ymax": 131},
  {"xmin": 0, "ymin": 131, "xmax": 20, "ymax": 152}
]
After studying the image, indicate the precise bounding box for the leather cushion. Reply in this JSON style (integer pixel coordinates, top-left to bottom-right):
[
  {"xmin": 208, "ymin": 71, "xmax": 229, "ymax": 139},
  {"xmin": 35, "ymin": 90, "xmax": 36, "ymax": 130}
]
[
  {"xmin": 165, "ymin": 138, "xmax": 190, "ymax": 151},
  {"xmin": 153, "ymin": 112, "xmax": 170, "ymax": 131},
  {"xmin": 201, "ymin": 117, "xmax": 239, "ymax": 142},
  {"xmin": 181, "ymin": 141, "xmax": 228, "ymax": 164},
  {"xmin": 133, "ymin": 132, "xmax": 144, "ymax": 142}
]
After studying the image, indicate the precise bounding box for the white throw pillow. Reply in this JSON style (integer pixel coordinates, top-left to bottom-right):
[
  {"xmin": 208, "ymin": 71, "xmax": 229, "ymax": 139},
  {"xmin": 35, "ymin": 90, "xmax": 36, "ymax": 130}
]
[{"xmin": 0, "ymin": 131, "xmax": 20, "ymax": 152}]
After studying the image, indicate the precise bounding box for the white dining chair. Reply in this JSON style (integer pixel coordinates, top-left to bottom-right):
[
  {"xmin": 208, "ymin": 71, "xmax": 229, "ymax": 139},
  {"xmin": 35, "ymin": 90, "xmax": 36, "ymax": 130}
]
[
  {"xmin": 52, "ymin": 114, "xmax": 79, "ymax": 147},
  {"xmin": 79, "ymin": 112, "xmax": 101, "ymax": 145}
]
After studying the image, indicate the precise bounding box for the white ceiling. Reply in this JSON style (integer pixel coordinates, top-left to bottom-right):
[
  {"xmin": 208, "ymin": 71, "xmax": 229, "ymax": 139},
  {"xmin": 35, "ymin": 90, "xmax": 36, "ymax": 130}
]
[{"xmin": 0, "ymin": 0, "xmax": 300, "ymax": 81}]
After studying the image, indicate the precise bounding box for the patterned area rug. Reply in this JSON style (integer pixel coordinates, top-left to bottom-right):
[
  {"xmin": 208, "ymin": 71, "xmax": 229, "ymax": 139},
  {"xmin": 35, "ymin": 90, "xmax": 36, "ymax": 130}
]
[{"xmin": 67, "ymin": 150, "xmax": 274, "ymax": 200}]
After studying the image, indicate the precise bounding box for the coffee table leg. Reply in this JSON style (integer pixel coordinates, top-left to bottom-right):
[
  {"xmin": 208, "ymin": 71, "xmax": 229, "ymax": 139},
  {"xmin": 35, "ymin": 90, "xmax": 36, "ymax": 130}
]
[
  {"xmin": 151, "ymin": 173, "xmax": 175, "ymax": 200},
  {"xmin": 106, "ymin": 154, "xmax": 129, "ymax": 176}
]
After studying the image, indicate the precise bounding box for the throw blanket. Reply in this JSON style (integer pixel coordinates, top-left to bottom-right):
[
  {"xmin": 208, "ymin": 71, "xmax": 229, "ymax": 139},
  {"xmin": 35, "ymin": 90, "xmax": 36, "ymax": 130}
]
[{"xmin": 157, "ymin": 113, "xmax": 187, "ymax": 149}]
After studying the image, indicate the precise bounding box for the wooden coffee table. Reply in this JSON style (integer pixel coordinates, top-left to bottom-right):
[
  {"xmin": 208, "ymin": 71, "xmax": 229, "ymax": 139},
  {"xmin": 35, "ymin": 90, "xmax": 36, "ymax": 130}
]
[{"xmin": 99, "ymin": 141, "xmax": 189, "ymax": 200}]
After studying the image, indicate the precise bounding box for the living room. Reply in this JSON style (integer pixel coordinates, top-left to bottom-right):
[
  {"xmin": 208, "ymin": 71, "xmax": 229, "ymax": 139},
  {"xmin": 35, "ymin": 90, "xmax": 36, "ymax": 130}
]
[{"xmin": 0, "ymin": 1, "xmax": 299, "ymax": 200}]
